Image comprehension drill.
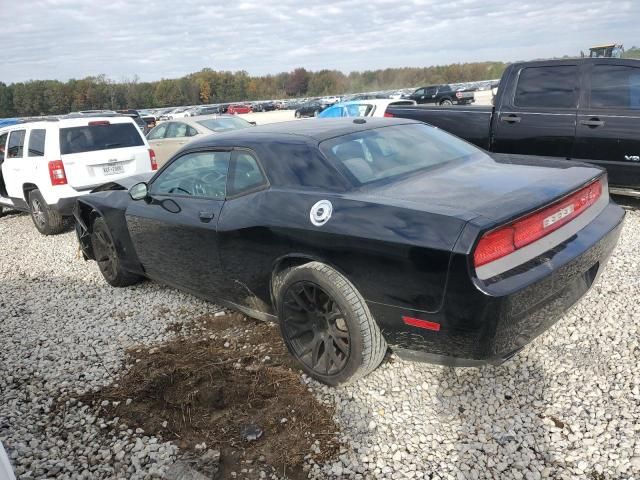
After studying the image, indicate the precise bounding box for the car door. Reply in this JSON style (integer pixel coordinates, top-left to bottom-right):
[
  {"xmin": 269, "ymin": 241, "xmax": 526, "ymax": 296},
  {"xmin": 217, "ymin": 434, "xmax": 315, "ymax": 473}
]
[
  {"xmin": 2, "ymin": 129, "xmax": 27, "ymax": 200},
  {"xmin": 412, "ymin": 88, "xmax": 426, "ymax": 103},
  {"xmin": 125, "ymin": 149, "xmax": 230, "ymax": 299},
  {"xmin": 573, "ymin": 62, "xmax": 640, "ymax": 189},
  {"xmin": 216, "ymin": 149, "xmax": 271, "ymax": 312},
  {"xmin": 493, "ymin": 63, "xmax": 579, "ymax": 158}
]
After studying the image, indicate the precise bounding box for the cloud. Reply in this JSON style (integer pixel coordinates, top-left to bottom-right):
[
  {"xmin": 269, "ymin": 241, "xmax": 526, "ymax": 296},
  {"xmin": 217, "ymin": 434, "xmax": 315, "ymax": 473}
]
[{"xmin": 0, "ymin": 0, "xmax": 637, "ymax": 84}]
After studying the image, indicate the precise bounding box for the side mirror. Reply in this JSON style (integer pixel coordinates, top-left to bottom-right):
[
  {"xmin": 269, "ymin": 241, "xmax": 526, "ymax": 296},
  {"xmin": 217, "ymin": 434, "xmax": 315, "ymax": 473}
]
[{"xmin": 129, "ymin": 182, "xmax": 149, "ymax": 201}]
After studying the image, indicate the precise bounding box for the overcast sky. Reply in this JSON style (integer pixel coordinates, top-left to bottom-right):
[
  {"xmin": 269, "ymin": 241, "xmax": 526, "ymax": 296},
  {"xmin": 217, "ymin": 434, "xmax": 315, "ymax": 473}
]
[{"xmin": 1, "ymin": 0, "xmax": 637, "ymax": 84}]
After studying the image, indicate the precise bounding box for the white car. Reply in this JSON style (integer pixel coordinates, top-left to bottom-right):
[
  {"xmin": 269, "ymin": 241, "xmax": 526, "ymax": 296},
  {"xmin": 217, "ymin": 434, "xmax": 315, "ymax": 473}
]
[
  {"xmin": 317, "ymin": 99, "xmax": 417, "ymax": 119},
  {"xmin": 0, "ymin": 114, "xmax": 157, "ymax": 234}
]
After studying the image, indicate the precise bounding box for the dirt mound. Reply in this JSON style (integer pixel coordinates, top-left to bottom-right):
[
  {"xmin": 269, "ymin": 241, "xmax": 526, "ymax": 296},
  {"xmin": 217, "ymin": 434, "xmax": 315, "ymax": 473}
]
[{"xmin": 84, "ymin": 312, "xmax": 340, "ymax": 479}]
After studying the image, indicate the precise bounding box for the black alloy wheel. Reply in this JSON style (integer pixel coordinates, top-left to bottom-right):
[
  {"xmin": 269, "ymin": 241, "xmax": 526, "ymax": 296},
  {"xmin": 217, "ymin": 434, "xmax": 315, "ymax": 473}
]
[
  {"xmin": 92, "ymin": 226, "xmax": 119, "ymax": 282},
  {"xmin": 281, "ymin": 281, "xmax": 350, "ymax": 376}
]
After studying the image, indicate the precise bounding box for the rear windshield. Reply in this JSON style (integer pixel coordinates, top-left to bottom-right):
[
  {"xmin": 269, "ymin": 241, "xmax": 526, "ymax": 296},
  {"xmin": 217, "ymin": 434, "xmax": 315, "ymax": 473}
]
[
  {"xmin": 320, "ymin": 123, "xmax": 480, "ymax": 185},
  {"xmin": 59, "ymin": 123, "xmax": 144, "ymax": 154},
  {"xmin": 197, "ymin": 117, "xmax": 251, "ymax": 132}
]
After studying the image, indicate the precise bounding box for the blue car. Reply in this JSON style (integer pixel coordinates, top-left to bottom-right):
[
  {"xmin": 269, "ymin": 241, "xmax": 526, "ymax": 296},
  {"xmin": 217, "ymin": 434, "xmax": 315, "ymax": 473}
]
[{"xmin": 318, "ymin": 99, "xmax": 415, "ymax": 119}]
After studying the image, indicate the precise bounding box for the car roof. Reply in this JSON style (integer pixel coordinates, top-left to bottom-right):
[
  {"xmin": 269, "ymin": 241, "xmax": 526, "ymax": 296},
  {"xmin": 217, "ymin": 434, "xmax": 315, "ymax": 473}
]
[
  {"xmin": 330, "ymin": 99, "xmax": 415, "ymax": 108},
  {"xmin": 186, "ymin": 117, "xmax": 421, "ymax": 148}
]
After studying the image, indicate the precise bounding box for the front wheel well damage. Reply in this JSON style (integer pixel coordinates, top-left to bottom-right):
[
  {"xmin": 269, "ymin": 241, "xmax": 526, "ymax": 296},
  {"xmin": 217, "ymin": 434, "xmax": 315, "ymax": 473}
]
[{"xmin": 75, "ymin": 202, "xmax": 102, "ymax": 260}]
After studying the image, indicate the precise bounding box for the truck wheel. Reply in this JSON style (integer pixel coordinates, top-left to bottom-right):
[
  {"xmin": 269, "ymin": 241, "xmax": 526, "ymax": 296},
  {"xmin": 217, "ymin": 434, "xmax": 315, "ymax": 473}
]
[
  {"xmin": 275, "ymin": 261, "xmax": 387, "ymax": 386},
  {"xmin": 29, "ymin": 190, "xmax": 65, "ymax": 235},
  {"xmin": 295, "ymin": 111, "xmax": 301, "ymax": 118},
  {"xmin": 90, "ymin": 217, "xmax": 142, "ymax": 287},
  {"xmin": 313, "ymin": 110, "xmax": 320, "ymax": 117},
  {"xmin": 440, "ymin": 99, "xmax": 453, "ymax": 106}
]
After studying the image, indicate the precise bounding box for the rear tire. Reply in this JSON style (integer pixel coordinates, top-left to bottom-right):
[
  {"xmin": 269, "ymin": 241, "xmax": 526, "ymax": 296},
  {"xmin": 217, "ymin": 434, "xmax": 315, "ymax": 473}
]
[
  {"xmin": 91, "ymin": 217, "xmax": 142, "ymax": 287},
  {"xmin": 295, "ymin": 111, "xmax": 301, "ymax": 118},
  {"xmin": 440, "ymin": 99, "xmax": 453, "ymax": 106},
  {"xmin": 313, "ymin": 110, "xmax": 320, "ymax": 117},
  {"xmin": 29, "ymin": 190, "xmax": 65, "ymax": 235},
  {"xmin": 275, "ymin": 262, "xmax": 387, "ymax": 386}
]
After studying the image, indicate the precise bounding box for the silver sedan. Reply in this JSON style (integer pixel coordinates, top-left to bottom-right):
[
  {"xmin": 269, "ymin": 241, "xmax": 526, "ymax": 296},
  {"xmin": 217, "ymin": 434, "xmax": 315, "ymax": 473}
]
[{"xmin": 146, "ymin": 115, "xmax": 253, "ymax": 166}]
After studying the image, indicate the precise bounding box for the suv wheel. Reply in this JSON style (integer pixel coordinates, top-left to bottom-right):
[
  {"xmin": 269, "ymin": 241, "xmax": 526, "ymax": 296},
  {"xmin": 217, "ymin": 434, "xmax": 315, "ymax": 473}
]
[
  {"xmin": 295, "ymin": 111, "xmax": 301, "ymax": 118},
  {"xmin": 91, "ymin": 217, "xmax": 142, "ymax": 287},
  {"xmin": 440, "ymin": 99, "xmax": 453, "ymax": 106},
  {"xmin": 313, "ymin": 110, "xmax": 320, "ymax": 117},
  {"xmin": 275, "ymin": 262, "xmax": 387, "ymax": 386},
  {"xmin": 29, "ymin": 190, "xmax": 65, "ymax": 235}
]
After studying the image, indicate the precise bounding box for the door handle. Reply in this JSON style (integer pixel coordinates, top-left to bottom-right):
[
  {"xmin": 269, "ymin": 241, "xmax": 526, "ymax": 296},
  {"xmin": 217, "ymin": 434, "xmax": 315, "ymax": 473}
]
[
  {"xmin": 580, "ymin": 118, "xmax": 605, "ymax": 128},
  {"xmin": 199, "ymin": 211, "xmax": 215, "ymax": 222},
  {"xmin": 500, "ymin": 114, "xmax": 521, "ymax": 124}
]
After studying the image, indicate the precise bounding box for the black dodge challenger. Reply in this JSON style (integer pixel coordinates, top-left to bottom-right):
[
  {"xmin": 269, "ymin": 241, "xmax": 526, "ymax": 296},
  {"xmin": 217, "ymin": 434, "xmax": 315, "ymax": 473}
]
[{"xmin": 74, "ymin": 118, "xmax": 625, "ymax": 385}]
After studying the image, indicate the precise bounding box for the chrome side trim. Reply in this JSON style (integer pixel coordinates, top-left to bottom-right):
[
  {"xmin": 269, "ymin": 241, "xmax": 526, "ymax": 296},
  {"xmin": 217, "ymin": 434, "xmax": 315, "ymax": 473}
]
[
  {"xmin": 610, "ymin": 187, "xmax": 640, "ymax": 198},
  {"xmin": 475, "ymin": 187, "xmax": 609, "ymax": 280}
]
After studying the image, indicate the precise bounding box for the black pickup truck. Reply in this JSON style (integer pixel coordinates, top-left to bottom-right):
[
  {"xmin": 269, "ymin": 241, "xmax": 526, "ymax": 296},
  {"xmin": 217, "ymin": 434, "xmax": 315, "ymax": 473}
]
[
  {"xmin": 388, "ymin": 59, "xmax": 640, "ymax": 196},
  {"xmin": 408, "ymin": 84, "xmax": 475, "ymax": 106}
]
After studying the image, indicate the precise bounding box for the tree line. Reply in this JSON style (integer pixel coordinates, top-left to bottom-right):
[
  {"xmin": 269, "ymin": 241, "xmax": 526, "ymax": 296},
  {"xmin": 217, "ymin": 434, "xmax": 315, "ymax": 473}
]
[
  {"xmin": 4, "ymin": 47, "xmax": 637, "ymax": 119},
  {"xmin": 0, "ymin": 61, "xmax": 507, "ymax": 118}
]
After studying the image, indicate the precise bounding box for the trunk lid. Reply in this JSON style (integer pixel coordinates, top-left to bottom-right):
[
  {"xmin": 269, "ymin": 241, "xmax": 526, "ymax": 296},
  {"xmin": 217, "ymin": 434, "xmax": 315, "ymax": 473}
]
[{"xmin": 357, "ymin": 153, "xmax": 605, "ymax": 224}]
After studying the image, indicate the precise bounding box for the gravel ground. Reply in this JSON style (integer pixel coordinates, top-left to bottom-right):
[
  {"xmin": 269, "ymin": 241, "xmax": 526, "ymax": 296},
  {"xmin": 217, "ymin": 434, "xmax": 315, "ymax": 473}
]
[{"xmin": 1, "ymin": 201, "xmax": 639, "ymax": 480}]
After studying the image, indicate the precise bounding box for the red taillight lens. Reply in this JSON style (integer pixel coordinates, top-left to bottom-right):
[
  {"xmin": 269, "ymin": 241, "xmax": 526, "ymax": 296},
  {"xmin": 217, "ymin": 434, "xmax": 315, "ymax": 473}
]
[
  {"xmin": 149, "ymin": 148, "xmax": 158, "ymax": 170},
  {"xmin": 48, "ymin": 160, "xmax": 67, "ymax": 186},
  {"xmin": 88, "ymin": 120, "xmax": 110, "ymax": 126},
  {"xmin": 474, "ymin": 179, "xmax": 603, "ymax": 268},
  {"xmin": 384, "ymin": 111, "xmax": 395, "ymax": 117}
]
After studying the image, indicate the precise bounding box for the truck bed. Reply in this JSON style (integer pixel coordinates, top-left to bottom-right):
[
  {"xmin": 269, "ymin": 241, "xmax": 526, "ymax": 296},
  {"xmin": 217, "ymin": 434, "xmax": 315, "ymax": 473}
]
[{"xmin": 387, "ymin": 105, "xmax": 493, "ymax": 150}]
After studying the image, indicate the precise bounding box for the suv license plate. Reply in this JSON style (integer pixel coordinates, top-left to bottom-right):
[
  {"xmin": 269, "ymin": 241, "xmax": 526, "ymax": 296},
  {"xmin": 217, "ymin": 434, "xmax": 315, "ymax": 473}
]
[{"xmin": 102, "ymin": 164, "xmax": 125, "ymax": 176}]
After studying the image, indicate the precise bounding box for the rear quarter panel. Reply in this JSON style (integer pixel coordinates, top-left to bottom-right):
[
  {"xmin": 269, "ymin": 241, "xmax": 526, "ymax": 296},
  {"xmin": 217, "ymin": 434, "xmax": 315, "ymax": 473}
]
[{"xmin": 217, "ymin": 189, "xmax": 467, "ymax": 316}]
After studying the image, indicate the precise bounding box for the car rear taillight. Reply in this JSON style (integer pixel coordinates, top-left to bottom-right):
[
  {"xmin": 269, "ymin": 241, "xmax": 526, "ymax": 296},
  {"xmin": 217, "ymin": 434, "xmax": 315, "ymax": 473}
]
[
  {"xmin": 48, "ymin": 160, "xmax": 67, "ymax": 186},
  {"xmin": 149, "ymin": 148, "xmax": 158, "ymax": 171},
  {"xmin": 89, "ymin": 120, "xmax": 110, "ymax": 126},
  {"xmin": 384, "ymin": 111, "xmax": 395, "ymax": 117},
  {"xmin": 473, "ymin": 178, "xmax": 603, "ymax": 268}
]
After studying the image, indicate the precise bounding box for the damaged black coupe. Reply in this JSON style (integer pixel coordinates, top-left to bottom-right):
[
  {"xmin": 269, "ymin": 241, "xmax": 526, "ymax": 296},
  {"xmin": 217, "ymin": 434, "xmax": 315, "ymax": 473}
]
[{"xmin": 74, "ymin": 118, "xmax": 624, "ymax": 385}]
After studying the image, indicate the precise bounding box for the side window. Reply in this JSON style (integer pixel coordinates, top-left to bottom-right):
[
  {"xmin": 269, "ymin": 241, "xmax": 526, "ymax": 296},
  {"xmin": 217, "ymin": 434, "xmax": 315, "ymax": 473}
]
[
  {"xmin": 165, "ymin": 122, "xmax": 189, "ymax": 138},
  {"xmin": 7, "ymin": 130, "xmax": 26, "ymax": 158},
  {"xmin": 0, "ymin": 132, "xmax": 8, "ymax": 161},
  {"xmin": 28, "ymin": 129, "xmax": 46, "ymax": 157},
  {"xmin": 514, "ymin": 65, "xmax": 579, "ymax": 109},
  {"xmin": 150, "ymin": 151, "xmax": 230, "ymax": 199},
  {"xmin": 590, "ymin": 64, "xmax": 640, "ymax": 109},
  {"xmin": 425, "ymin": 87, "xmax": 437, "ymax": 96},
  {"xmin": 414, "ymin": 89, "xmax": 425, "ymax": 96},
  {"xmin": 228, "ymin": 151, "xmax": 267, "ymax": 197},
  {"xmin": 186, "ymin": 125, "xmax": 198, "ymax": 137},
  {"xmin": 321, "ymin": 106, "xmax": 342, "ymax": 118},
  {"xmin": 147, "ymin": 123, "xmax": 168, "ymax": 140}
]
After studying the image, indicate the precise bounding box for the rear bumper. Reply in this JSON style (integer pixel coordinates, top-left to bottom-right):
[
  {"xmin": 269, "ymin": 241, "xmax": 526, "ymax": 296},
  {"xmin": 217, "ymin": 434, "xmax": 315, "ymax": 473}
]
[{"xmin": 372, "ymin": 200, "xmax": 625, "ymax": 366}]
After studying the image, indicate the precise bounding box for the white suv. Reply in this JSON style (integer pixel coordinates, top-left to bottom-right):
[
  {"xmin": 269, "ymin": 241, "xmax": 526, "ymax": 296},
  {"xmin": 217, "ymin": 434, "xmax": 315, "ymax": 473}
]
[{"xmin": 0, "ymin": 114, "xmax": 157, "ymax": 234}]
